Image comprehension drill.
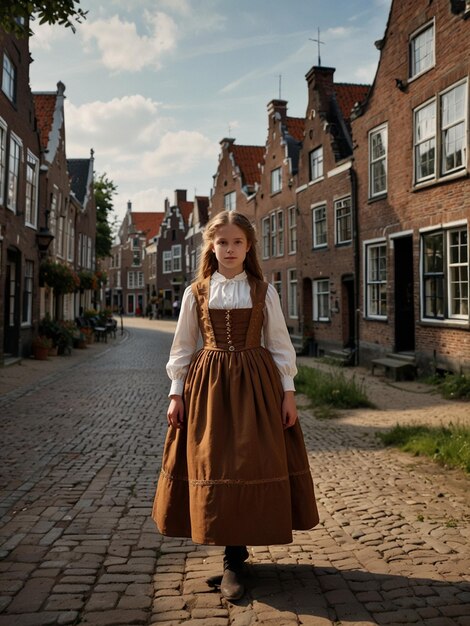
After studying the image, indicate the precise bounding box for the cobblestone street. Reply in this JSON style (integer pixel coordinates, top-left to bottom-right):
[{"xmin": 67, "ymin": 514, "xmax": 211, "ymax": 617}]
[{"xmin": 0, "ymin": 317, "xmax": 469, "ymax": 626}]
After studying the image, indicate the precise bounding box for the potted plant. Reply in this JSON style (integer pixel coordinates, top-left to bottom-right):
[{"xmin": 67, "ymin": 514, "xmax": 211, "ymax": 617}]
[{"xmin": 31, "ymin": 336, "xmax": 53, "ymax": 360}]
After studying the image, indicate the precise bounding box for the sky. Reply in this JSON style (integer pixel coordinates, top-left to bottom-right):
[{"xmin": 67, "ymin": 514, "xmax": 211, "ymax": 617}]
[{"xmin": 29, "ymin": 0, "xmax": 391, "ymax": 222}]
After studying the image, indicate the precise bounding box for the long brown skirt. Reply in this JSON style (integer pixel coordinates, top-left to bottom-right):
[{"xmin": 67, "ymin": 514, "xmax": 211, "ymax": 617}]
[{"xmin": 153, "ymin": 345, "xmax": 319, "ymax": 545}]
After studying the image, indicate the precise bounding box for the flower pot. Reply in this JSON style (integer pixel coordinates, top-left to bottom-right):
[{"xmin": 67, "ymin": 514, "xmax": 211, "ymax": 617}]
[{"xmin": 33, "ymin": 346, "xmax": 49, "ymax": 361}]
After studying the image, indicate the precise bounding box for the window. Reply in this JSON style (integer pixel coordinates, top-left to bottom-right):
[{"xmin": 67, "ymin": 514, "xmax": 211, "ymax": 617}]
[
  {"xmin": 262, "ymin": 217, "xmax": 270, "ymax": 259},
  {"xmin": 366, "ymin": 243, "xmax": 387, "ymax": 318},
  {"xmin": 369, "ymin": 124, "xmax": 387, "ymax": 198},
  {"xmin": 288, "ymin": 269, "xmax": 298, "ymax": 318},
  {"xmin": 49, "ymin": 192, "xmax": 57, "ymax": 255},
  {"xmin": 163, "ymin": 250, "xmax": 172, "ymax": 273},
  {"xmin": 127, "ymin": 271, "xmax": 144, "ymax": 289},
  {"xmin": 414, "ymin": 100, "xmax": 436, "ymax": 182},
  {"xmin": 270, "ymin": 213, "xmax": 277, "ymax": 257},
  {"xmin": 413, "ymin": 81, "xmax": 467, "ymax": 184},
  {"xmin": 441, "ymin": 82, "xmax": 466, "ymax": 175},
  {"xmin": 2, "ymin": 53, "xmax": 16, "ymax": 102},
  {"xmin": 312, "ymin": 205, "xmax": 327, "ymax": 248},
  {"xmin": 313, "ymin": 279, "xmax": 330, "ymax": 321},
  {"xmin": 22, "ymin": 261, "xmax": 33, "ymax": 325},
  {"xmin": 310, "ymin": 146, "xmax": 323, "ymax": 181},
  {"xmin": 67, "ymin": 219, "xmax": 74, "ymax": 262},
  {"xmin": 57, "ymin": 216, "xmax": 65, "ymax": 258},
  {"xmin": 25, "ymin": 152, "xmax": 39, "ymax": 227},
  {"xmin": 288, "ymin": 207, "xmax": 297, "ymax": 254},
  {"xmin": 271, "ymin": 167, "xmax": 282, "ymax": 194},
  {"xmin": 335, "ymin": 197, "xmax": 352, "ymax": 244},
  {"xmin": 0, "ymin": 119, "xmax": 6, "ymax": 205},
  {"xmin": 224, "ymin": 191, "xmax": 236, "ymax": 211},
  {"xmin": 172, "ymin": 244, "xmax": 182, "ymax": 272},
  {"xmin": 7, "ymin": 135, "xmax": 21, "ymax": 211},
  {"xmin": 272, "ymin": 271, "xmax": 282, "ymax": 302},
  {"xmin": 277, "ymin": 210, "xmax": 284, "ymax": 256},
  {"xmin": 410, "ymin": 22, "xmax": 434, "ymax": 79},
  {"xmin": 132, "ymin": 250, "xmax": 141, "ymax": 266},
  {"xmin": 422, "ymin": 227, "xmax": 468, "ymax": 320}
]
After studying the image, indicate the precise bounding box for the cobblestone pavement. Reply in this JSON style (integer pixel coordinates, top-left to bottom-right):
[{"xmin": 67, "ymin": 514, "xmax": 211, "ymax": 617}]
[{"xmin": 0, "ymin": 317, "xmax": 469, "ymax": 626}]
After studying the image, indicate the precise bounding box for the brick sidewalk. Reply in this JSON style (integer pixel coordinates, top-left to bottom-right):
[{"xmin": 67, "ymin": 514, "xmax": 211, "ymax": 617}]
[{"xmin": 0, "ymin": 318, "xmax": 469, "ymax": 625}]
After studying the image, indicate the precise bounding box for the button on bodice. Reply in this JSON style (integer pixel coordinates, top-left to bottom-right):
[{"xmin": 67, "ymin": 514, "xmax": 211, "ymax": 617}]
[{"xmin": 207, "ymin": 308, "xmax": 253, "ymax": 351}]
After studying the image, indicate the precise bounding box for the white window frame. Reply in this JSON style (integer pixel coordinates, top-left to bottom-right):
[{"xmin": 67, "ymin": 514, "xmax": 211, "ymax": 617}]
[
  {"xmin": 313, "ymin": 278, "xmax": 330, "ymax": 322},
  {"xmin": 163, "ymin": 250, "xmax": 172, "ymax": 273},
  {"xmin": 414, "ymin": 99, "xmax": 436, "ymax": 183},
  {"xmin": 288, "ymin": 206, "xmax": 297, "ymax": 254},
  {"xmin": 270, "ymin": 212, "xmax": 277, "ymax": 257},
  {"xmin": 2, "ymin": 53, "xmax": 16, "ymax": 102},
  {"xmin": 172, "ymin": 244, "xmax": 182, "ymax": 272},
  {"xmin": 312, "ymin": 204, "xmax": 327, "ymax": 249},
  {"xmin": 224, "ymin": 191, "xmax": 236, "ymax": 211},
  {"xmin": 310, "ymin": 146, "xmax": 324, "ymax": 182},
  {"xmin": 67, "ymin": 219, "xmax": 74, "ymax": 262},
  {"xmin": 0, "ymin": 118, "xmax": 7, "ymax": 205},
  {"xmin": 368, "ymin": 124, "xmax": 388, "ymax": 198},
  {"xmin": 22, "ymin": 260, "xmax": 33, "ymax": 326},
  {"xmin": 365, "ymin": 242, "xmax": 387, "ymax": 319},
  {"xmin": 409, "ymin": 20, "xmax": 435, "ymax": 80},
  {"xmin": 271, "ymin": 167, "xmax": 282, "ymax": 194},
  {"xmin": 421, "ymin": 226, "xmax": 469, "ymax": 321},
  {"xmin": 277, "ymin": 209, "xmax": 284, "ymax": 256},
  {"xmin": 287, "ymin": 269, "xmax": 298, "ymax": 319},
  {"xmin": 25, "ymin": 150, "xmax": 39, "ymax": 228},
  {"xmin": 335, "ymin": 196, "xmax": 352, "ymax": 245},
  {"xmin": 272, "ymin": 271, "xmax": 282, "ymax": 304},
  {"xmin": 7, "ymin": 133, "xmax": 21, "ymax": 212},
  {"xmin": 440, "ymin": 81, "xmax": 467, "ymax": 177},
  {"xmin": 262, "ymin": 217, "xmax": 270, "ymax": 259}
]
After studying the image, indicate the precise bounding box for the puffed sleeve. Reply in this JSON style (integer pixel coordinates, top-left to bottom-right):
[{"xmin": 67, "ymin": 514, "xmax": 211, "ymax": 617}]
[
  {"xmin": 166, "ymin": 286, "xmax": 200, "ymax": 396},
  {"xmin": 262, "ymin": 283, "xmax": 298, "ymax": 392}
]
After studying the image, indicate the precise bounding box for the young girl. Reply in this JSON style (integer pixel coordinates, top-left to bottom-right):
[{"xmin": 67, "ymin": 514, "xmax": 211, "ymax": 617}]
[{"xmin": 153, "ymin": 210, "xmax": 319, "ymax": 600}]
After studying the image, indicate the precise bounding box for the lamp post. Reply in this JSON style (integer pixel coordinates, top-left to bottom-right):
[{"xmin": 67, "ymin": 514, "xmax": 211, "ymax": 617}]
[{"xmin": 36, "ymin": 209, "xmax": 54, "ymax": 258}]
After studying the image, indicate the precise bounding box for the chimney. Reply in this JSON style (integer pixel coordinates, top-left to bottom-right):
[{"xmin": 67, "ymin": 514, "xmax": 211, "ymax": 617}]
[
  {"xmin": 127, "ymin": 200, "xmax": 132, "ymax": 212},
  {"xmin": 267, "ymin": 99, "xmax": 288, "ymax": 123},
  {"xmin": 305, "ymin": 66, "xmax": 335, "ymax": 112},
  {"xmin": 174, "ymin": 189, "xmax": 187, "ymax": 206}
]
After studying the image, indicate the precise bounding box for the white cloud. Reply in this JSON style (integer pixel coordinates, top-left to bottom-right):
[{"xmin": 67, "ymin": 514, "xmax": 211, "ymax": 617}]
[
  {"xmin": 141, "ymin": 131, "xmax": 218, "ymax": 178},
  {"xmin": 354, "ymin": 62, "xmax": 379, "ymax": 82},
  {"xmin": 80, "ymin": 10, "xmax": 177, "ymax": 71},
  {"xmin": 325, "ymin": 26, "xmax": 354, "ymax": 38},
  {"xmin": 29, "ymin": 22, "xmax": 69, "ymax": 50},
  {"xmin": 64, "ymin": 95, "xmax": 172, "ymax": 158}
]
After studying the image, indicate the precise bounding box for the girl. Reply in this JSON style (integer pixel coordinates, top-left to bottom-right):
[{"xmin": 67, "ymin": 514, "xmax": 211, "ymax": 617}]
[{"xmin": 153, "ymin": 210, "xmax": 319, "ymax": 600}]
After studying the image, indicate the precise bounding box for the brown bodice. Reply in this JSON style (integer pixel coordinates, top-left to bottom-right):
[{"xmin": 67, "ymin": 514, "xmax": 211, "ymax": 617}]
[{"xmin": 191, "ymin": 276, "xmax": 268, "ymax": 351}]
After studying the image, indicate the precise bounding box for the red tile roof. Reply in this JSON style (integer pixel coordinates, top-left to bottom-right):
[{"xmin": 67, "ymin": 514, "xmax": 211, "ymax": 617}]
[
  {"xmin": 179, "ymin": 200, "xmax": 194, "ymax": 223},
  {"xmin": 335, "ymin": 83, "xmax": 370, "ymax": 121},
  {"xmin": 33, "ymin": 93, "xmax": 56, "ymax": 150},
  {"xmin": 231, "ymin": 145, "xmax": 265, "ymax": 186},
  {"xmin": 132, "ymin": 212, "xmax": 164, "ymax": 242},
  {"xmin": 285, "ymin": 116, "xmax": 305, "ymax": 141}
]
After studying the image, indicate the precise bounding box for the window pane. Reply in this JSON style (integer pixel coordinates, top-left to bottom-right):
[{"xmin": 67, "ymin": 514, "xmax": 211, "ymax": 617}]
[
  {"xmin": 424, "ymin": 234, "xmax": 443, "ymax": 272},
  {"xmin": 411, "ymin": 25, "xmax": 434, "ymax": 76}
]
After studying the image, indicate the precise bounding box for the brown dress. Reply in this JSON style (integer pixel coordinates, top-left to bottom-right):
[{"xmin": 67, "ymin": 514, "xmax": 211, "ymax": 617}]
[{"xmin": 153, "ymin": 276, "xmax": 319, "ymax": 545}]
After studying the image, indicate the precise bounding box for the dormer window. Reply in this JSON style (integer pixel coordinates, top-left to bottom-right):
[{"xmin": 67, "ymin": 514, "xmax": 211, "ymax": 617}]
[
  {"xmin": 224, "ymin": 191, "xmax": 236, "ymax": 211},
  {"xmin": 409, "ymin": 21, "xmax": 435, "ymax": 80},
  {"xmin": 271, "ymin": 167, "xmax": 282, "ymax": 194},
  {"xmin": 309, "ymin": 146, "xmax": 323, "ymax": 182}
]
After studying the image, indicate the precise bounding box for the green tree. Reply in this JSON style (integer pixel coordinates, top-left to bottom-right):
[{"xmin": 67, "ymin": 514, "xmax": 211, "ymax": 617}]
[
  {"xmin": 94, "ymin": 174, "xmax": 117, "ymax": 260},
  {"xmin": 0, "ymin": 1, "xmax": 87, "ymax": 37}
]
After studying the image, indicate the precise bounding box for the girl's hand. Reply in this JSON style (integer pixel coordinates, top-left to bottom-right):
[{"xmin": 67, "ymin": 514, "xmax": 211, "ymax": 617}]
[
  {"xmin": 282, "ymin": 391, "xmax": 297, "ymax": 429},
  {"xmin": 167, "ymin": 395, "xmax": 185, "ymax": 429}
]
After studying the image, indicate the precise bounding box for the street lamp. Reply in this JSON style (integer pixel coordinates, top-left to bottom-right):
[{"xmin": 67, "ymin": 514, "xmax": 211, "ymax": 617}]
[{"xmin": 36, "ymin": 227, "xmax": 54, "ymax": 258}]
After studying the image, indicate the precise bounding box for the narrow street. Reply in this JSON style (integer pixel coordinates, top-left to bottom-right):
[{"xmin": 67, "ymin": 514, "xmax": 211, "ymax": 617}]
[{"xmin": 0, "ymin": 318, "xmax": 469, "ymax": 626}]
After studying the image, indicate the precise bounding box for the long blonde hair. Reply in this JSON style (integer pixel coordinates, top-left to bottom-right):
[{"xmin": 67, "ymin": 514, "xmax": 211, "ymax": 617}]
[{"xmin": 196, "ymin": 210, "xmax": 264, "ymax": 282}]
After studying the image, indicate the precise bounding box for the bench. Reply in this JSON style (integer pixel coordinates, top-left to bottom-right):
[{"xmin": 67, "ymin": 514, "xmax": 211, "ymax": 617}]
[{"xmin": 371, "ymin": 357, "xmax": 416, "ymax": 381}]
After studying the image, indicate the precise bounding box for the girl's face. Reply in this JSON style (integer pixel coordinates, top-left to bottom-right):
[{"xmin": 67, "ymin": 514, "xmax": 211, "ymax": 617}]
[{"xmin": 211, "ymin": 223, "xmax": 251, "ymax": 279}]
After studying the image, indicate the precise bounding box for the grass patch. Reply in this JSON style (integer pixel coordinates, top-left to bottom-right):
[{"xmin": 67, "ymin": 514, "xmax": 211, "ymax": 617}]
[
  {"xmin": 424, "ymin": 372, "xmax": 470, "ymax": 400},
  {"xmin": 295, "ymin": 365, "xmax": 374, "ymax": 418},
  {"xmin": 378, "ymin": 423, "xmax": 470, "ymax": 474}
]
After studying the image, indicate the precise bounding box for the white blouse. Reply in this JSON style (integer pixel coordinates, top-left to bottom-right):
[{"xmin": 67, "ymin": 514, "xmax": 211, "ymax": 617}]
[{"xmin": 166, "ymin": 271, "xmax": 297, "ymax": 396}]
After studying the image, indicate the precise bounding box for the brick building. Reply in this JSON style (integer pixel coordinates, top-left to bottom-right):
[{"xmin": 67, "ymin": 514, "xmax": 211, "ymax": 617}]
[
  {"xmin": 255, "ymin": 99, "xmax": 304, "ymax": 330},
  {"xmin": 156, "ymin": 190, "xmax": 193, "ymax": 317},
  {"xmin": 210, "ymin": 138, "xmax": 264, "ymax": 219},
  {"xmin": 296, "ymin": 68, "xmax": 368, "ymax": 359},
  {"xmin": 0, "ymin": 25, "xmax": 43, "ymax": 362},
  {"xmin": 185, "ymin": 195, "xmax": 209, "ymax": 283},
  {"xmin": 351, "ymin": 0, "xmax": 470, "ymax": 373}
]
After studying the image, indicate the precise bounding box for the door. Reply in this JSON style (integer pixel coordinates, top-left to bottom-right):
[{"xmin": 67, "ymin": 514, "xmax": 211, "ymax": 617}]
[
  {"xmin": 394, "ymin": 236, "xmax": 415, "ymax": 352},
  {"xmin": 4, "ymin": 249, "xmax": 21, "ymax": 356}
]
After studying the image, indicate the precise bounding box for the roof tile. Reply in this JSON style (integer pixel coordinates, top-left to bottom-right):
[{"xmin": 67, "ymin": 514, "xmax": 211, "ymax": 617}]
[
  {"xmin": 33, "ymin": 94, "xmax": 56, "ymax": 150},
  {"xmin": 231, "ymin": 145, "xmax": 265, "ymax": 186}
]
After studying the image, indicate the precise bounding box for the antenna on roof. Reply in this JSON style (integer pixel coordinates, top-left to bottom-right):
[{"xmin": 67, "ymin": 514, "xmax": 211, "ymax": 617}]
[{"xmin": 309, "ymin": 27, "xmax": 324, "ymax": 66}]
